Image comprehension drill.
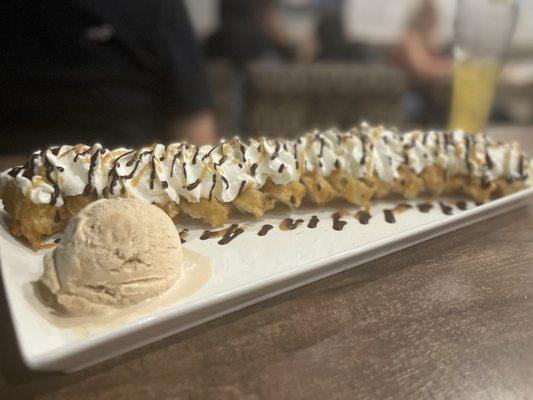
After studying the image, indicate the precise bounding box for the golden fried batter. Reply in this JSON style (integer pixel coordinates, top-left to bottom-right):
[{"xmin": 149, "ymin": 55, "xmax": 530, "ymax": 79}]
[
  {"xmin": 179, "ymin": 198, "xmax": 230, "ymax": 227},
  {"xmin": 2, "ymin": 181, "xmax": 69, "ymax": 249},
  {"xmin": 233, "ymin": 186, "xmax": 276, "ymax": 218},
  {"xmin": 393, "ymin": 168, "xmax": 425, "ymax": 199},
  {"xmin": 327, "ymin": 171, "xmax": 375, "ymax": 209},
  {"xmin": 262, "ymin": 180, "xmax": 307, "ymax": 208},
  {"xmin": 301, "ymin": 172, "xmax": 337, "ymax": 205}
]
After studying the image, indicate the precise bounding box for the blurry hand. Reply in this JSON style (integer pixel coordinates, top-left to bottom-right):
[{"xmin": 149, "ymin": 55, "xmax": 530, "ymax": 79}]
[{"xmin": 167, "ymin": 111, "xmax": 218, "ymax": 146}]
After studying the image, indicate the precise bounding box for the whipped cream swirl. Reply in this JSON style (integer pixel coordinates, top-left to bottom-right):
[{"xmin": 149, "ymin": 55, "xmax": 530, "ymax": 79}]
[{"xmin": 1, "ymin": 124, "xmax": 530, "ymax": 208}]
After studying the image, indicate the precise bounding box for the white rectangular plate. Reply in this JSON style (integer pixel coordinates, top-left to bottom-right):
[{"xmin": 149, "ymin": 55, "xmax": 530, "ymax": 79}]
[{"xmin": 1, "ymin": 188, "xmax": 532, "ymax": 372}]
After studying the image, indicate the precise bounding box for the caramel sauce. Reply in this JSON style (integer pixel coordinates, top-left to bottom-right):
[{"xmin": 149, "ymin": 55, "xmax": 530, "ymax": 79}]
[
  {"xmin": 280, "ymin": 218, "xmax": 304, "ymax": 231},
  {"xmin": 200, "ymin": 226, "xmax": 230, "ymax": 240},
  {"xmin": 393, "ymin": 202, "xmax": 412, "ymax": 214},
  {"xmin": 179, "ymin": 229, "xmax": 189, "ymax": 244},
  {"xmin": 131, "ymin": 162, "xmax": 150, "ymax": 187}
]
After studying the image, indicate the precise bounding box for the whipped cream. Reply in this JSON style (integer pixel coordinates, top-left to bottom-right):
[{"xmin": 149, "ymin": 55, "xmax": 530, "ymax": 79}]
[{"xmin": 1, "ymin": 125, "xmax": 530, "ymax": 208}]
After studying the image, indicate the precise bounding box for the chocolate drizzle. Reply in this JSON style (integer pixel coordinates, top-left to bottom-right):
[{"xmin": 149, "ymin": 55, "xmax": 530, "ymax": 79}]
[
  {"xmin": 332, "ymin": 211, "xmax": 349, "ymax": 231},
  {"xmin": 208, "ymin": 175, "xmax": 217, "ymax": 201},
  {"xmin": 250, "ymin": 163, "xmax": 258, "ymax": 176},
  {"xmin": 7, "ymin": 166, "xmax": 23, "ymax": 178},
  {"xmin": 186, "ymin": 179, "xmax": 201, "ymax": 191},
  {"xmin": 417, "ymin": 202, "xmax": 433, "ymax": 213},
  {"xmin": 240, "ymin": 144, "xmax": 247, "ymax": 162},
  {"xmin": 383, "ymin": 209, "xmax": 395, "ymax": 223},
  {"xmin": 83, "ymin": 149, "xmax": 100, "ymax": 196},
  {"xmin": 149, "ymin": 156, "xmax": 157, "ymax": 190},
  {"xmin": 192, "ymin": 148, "xmax": 200, "ymax": 165},
  {"xmin": 464, "ymin": 135, "xmax": 472, "ymax": 172},
  {"xmin": 355, "ymin": 210, "xmax": 371, "ymax": 225},
  {"xmin": 258, "ymin": 224, "xmax": 273, "ymax": 236},
  {"xmin": 360, "ymin": 135, "xmax": 366, "ymax": 165},
  {"xmin": 202, "ymin": 146, "xmax": 215, "ymax": 161},
  {"xmin": 237, "ymin": 180, "xmax": 246, "ymax": 197},
  {"xmin": 456, "ymin": 201, "xmax": 467, "ymax": 211},
  {"xmin": 199, "ymin": 224, "xmax": 244, "ymax": 245},
  {"xmin": 49, "ymin": 146, "xmax": 61, "ymax": 156},
  {"xmin": 439, "ymin": 202, "xmax": 453, "ymax": 215},
  {"xmin": 218, "ymin": 225, "xmax": 244, "ymax": 245},
  {"xmin": 485, "ymin": 149, "xmax": 493, "ymax": 170},
  {"xmin": 221, "ymin": 176, "xmax": 229, "ymax": 189},
  {"xmin": 519, "ymin": 154, "xmax": 525, "ymax": 179},
  {"xmin": 170, "ymin": 151, "xmax": 181, "ymax": 177},
  {"xmin": 307, "ymin": 215, "xmax": 319, "ymax": 228},
  {"xmin": 278, "ymin": 163, "xmax": 285, "ymax": 173},
  {"xmin": 271, "ymin": 142, "xmax": 281, "ymax": 160},
  {"xmin": 318, "ymin": 136, "xmax": 325, "ymax": 158}
]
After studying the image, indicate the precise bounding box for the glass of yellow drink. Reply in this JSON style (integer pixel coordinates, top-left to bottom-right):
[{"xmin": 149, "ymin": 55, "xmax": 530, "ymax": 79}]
[{"xmin": 448, "ymin": 0, "xmax": 520, "ymax": 133}]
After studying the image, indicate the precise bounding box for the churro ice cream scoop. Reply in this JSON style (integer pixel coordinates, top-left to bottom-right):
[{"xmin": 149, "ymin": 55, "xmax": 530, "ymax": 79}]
[{"xmin": 41, "ymin": 198, "xmax": 183, "ymax": 315}]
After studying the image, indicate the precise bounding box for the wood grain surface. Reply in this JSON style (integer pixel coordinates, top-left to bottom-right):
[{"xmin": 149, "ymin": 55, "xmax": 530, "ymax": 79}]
[{"xmin": 0, "ymin": 127, "xmax": 532, "ymax": 400}]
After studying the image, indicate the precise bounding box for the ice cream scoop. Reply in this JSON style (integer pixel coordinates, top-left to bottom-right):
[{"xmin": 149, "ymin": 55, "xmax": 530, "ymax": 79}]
[{"xmin": 41, "ymin": 198, "xmax": 183, "ymax": 315}]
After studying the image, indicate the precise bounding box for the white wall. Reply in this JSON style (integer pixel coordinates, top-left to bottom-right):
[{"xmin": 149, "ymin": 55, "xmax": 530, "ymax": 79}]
[{"xmin": 343, "ymin": 0, "xmax": 532, "ymax": 49}]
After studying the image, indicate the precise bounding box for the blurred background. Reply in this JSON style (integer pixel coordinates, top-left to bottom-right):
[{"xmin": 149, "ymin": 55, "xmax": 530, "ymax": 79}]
[
  {"xmin": 2, "ymin": 0, "xmax": 533, "ymax": 152},
  {"xmin": 193, "ymin": 0, "xmax": 533, "ymax": 137}
]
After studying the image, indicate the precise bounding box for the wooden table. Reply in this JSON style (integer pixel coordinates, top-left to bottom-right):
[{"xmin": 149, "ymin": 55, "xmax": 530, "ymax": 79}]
[{"xmin": 1, "ymin": 127, "xmax": 532, "ymax": 400}]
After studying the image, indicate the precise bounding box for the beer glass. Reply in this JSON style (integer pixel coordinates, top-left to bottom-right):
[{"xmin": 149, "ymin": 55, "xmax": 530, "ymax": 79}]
[{"xmin": 448, "ymin": 0, "xmax": 520, "ymax": 132}]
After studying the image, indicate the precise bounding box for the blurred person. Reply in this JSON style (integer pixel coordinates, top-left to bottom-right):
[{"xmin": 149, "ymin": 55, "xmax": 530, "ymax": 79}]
[
  {"xmin": 394, "ymin": 0, "xmax": 453, "ymax": 125},
  {"xmin": 1, "ymin": 0, "xmax": 216, "ymax": 154},
  {"xmin": 205, "ymin": 0, "xmax": 294, "ymax": 65},
  {"xmin": 316, "ymin": 11, "xmax": 366, "ymax": 61}
]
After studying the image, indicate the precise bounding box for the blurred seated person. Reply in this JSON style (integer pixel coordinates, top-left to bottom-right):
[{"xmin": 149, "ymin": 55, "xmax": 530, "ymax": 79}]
[
  {"xmin": 1, "ymin": 0, "xmax": 216, "ymax": 154},
  {"xmin": 205, "ymin": 0, "xmax": 294, "ymax": 65},
  {"xmin": 394, "ymin": 0, "xmax": 453, "ymax": 124}
]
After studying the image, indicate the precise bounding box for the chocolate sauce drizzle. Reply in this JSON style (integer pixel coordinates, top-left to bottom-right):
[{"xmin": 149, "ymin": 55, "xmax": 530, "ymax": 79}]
[
  {"xmin": 455, "ymin": 201, "xmax": 467, "ymax": 211},
  {"xmin": 355, "ymin": 210, "xmax": 371, "ymax": 225},
  {"xmin": 383, "ymin": 209, "xmax": 395, "ymax": 224},
  {"xmin": 332, "ymin": 211, "xmax": 349, "ymax": 231},
  {"xmin": 417, "ymin": 202, "xmax": 433, "ymax": 213},
  {"xmin": 258, "ymin": 224, "xmax": 274, "ymax": 236},
  {"xmin": 439, "ymin": 202, "xmax": 453, "ymax": 215},
  {"xmin": 307, "ymin": 215, "xmax": 319, "ymax": 228},
  {"xmin": 186, "ymin": 179, "xmax": 201, "ymax": 191},
  {"xmin": 218, "ymin": 224, "xmax": 244, "ymax": 245}
]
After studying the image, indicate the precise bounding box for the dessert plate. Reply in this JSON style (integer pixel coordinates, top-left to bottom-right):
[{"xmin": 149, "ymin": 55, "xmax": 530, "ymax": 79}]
[{"xmin": 1, "ymin": 188, "xmax": 533, "ymax": 372}]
